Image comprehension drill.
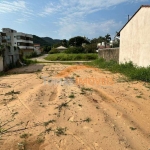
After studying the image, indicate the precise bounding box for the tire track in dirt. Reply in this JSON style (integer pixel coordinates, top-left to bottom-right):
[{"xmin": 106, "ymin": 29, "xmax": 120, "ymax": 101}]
[{"xmin": 80, "ymin": 85, "xmax": 150, "ymax": 150}]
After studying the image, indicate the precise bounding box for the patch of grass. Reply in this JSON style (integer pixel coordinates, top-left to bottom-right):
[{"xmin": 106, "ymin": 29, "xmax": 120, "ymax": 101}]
[
  {"xmin": 45, "ymin": 127, "xmax": 52, "ymax": 134},
  {"xmin": 55, "ymin": 127, "xmax": 67, "ymax": 136},
  {"xmin": 80, "ymin": 87, "xmax": 92, "ymax": 95},
  {"xmin": 20, "ymin": 133, "xmax": 31, "ymax": 139},
  {"xmin": 22, "ymin": 58, "xmax": 38, "ymax": 65},
  {"xmin": 83, "ymin": 117, "xmax": 92, "ymax": 123},
  {"xmin": 130, "ymin": 127, "xmax": 137, "ymax": 130},
  {"xmin": 69, "ymin": 93, "xmax": 75, "ymax": 99},
  {"xmin": 56, "ymin": 102, "xmax": 68, "ymax": 111},
  {"xmin": 136, "ymin": 95, "xmax": 142, "ymax": 98},
  {"xmin": 44, "ymin": 120, "xmax": 56, "ymax": 126},
  {"xmin": 96, "ymin": 106, "xmax": 99, "ymax": 109},
  {"xmin": 86, "ymin": 58, "xmax": 150, "ymax": 83},
  {"xmin": 18, "ymin": 142, "xmax": 26, "ymax": 150},
  {"xmin": 9, "ymin": 96, "xmax": 16, "ymax": 101},
  {"xmin": 45, "ymin": 53, "xmax": 98, "ymax": 61},
  {"xmin": 12, "ymin": 112, "xmax": 18, "ymax": 117},
  {"xmin": 144, "ymin": 83, "xmax": 150, "ymax": 89},
  {"xmin": 0, "ymin": 72, "xmax": 6, "ymax": 77},
  {"xmin": 81, "ymin": 87, "xmax": 92, "ymax": 91},
  {"xmin": 5, "ymin": 90, "xmax": 20, "ymax": 95},
  {"xmin": 36, "ymin": 136, "xmax": 45, "ymax": 144},
  {"xmin": 78, "ymin": 104, "xmax": 82, "ymax": 107}
]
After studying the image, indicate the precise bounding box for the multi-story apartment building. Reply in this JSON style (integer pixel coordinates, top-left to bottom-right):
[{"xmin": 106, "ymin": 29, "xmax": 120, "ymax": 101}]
[
  {"xmin": 2, "ymin": 28, "xmax": 34, "ymax": 56},
  {"xmin": 0, "ymin": 32, "xmax": 7, "ymax": 45}
]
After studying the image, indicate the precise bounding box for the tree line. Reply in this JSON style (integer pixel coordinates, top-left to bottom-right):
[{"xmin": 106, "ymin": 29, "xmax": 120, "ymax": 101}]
[{"xmin": 42, "ymin": 34, "xmax": 119, "ymax": 53}]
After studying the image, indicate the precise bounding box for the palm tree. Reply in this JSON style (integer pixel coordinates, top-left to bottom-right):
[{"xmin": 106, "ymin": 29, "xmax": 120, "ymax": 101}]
[{"xmin": 105, "ymin": 34, "xmax": 111, "ymax": 48}]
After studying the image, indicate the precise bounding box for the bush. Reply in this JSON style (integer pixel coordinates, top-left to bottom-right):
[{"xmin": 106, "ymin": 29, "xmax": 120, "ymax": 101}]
[
  {"xmin": 64, "ymin": 47, "xmax": 85, "ymax": 54},
  {"xmin": 49, "ymin": 48, "xmax": 60, "ymax": 54},
  {"xmin": 84, "ymin": 43, "xmax": 97, "ymax": 53},
  {"xmin": 26, "ymin": 52, "xmax": 38, "ymax": 58},
  {"xmin": 22, "ymin": 58, "xmax": 38, "ymax": 65}
]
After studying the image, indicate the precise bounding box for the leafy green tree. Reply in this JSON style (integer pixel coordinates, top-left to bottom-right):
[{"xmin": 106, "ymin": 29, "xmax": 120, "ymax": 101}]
[
  {"xmin": 69, "ymin": 36, "xmax": 90, "ymax": 47},
  {"xmin": 91, "ymin": 36, "xmax": 105, "ymax": 44},
  {"xmin": 53, "ymin": 42, "xmax": 62, "ymax": 48},
  {"xmin": 85, "ymin": 43, "xmax": 97, "ymax": 53},
  {"xmin": 62, "ymin": 39, "xmax": 68, "ymax": 47},
  {"xmin": 105, "ymin": 34, "xmax": 111, "ymax": 47},
  {"xmin": 43, "ymin": 46, "xmax": 51, "ymax": 53},
  {"xmin": 49, "ymin": 48, "xmax": 59, "ymax": 54}
]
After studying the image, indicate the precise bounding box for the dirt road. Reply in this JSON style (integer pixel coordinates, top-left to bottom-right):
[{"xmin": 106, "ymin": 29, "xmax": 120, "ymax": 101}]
[{"xmin": 0, "ymin": 63, "xmax": 150, "ymax": 150}]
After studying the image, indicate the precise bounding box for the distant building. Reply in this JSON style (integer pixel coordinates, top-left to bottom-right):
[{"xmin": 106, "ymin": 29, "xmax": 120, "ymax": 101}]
[
  {"xmin": 117, "ymin": 5, "xmax": 150, "ymax": 67},
  {"xmin": 0, "ymin": 31, "xmax": 19, "ymax": 71},
  {"xmin": 34, "ymin": 44, "xmax": 41, "ymax": 55},
  {"xmin": 56, "ymin": 46, "xmax": 67, "ymax": 52},
  {"xmin": 97, "ymin": 42, "xmax": 110, "ymax": 49},
  {"xmin": 2, "ymin": 28, "xmax": 34, "ymax": 57}
]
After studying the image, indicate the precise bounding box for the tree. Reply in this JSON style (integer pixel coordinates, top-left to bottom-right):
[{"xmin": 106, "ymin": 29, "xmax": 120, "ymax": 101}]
[
  {"xmin": 90, "ymin": 36, "xmax": 105, "ymax": 44},
  {"xmin": 105, "ymin": 34, "xmax": 111, "ymax": 48},
  {"xmin": 62, "ymin": 39, "xmax": 68, "ymax": 47},
  {"xmin": 53, "ymin": 42, "xmax": 62, "ymax": 48},
  {"xmin": 85, "ymin": 43, "xmax": 97, "ymax": 53},
  {"xmin": 69, "ymin": 36, "xmax": 90, "ymax": 47},
  {"xmin": 43, "ymin": 46, "xmax": 51, "ymax": 53}
]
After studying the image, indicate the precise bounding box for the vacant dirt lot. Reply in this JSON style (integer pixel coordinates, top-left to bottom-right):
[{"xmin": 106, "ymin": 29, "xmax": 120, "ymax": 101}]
[{"xmin": 0, "ymin": 63, "xmax": 150, "ymax": 150}]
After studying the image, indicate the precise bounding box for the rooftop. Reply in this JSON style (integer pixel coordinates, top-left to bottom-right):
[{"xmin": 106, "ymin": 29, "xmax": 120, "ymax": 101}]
[{"xmin": 117, "ymin": 5, "xmax": 150, "ymax": 36}]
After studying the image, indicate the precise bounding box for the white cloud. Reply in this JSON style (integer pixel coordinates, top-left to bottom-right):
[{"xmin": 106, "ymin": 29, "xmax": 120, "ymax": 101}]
[
  {"xmin": 39, "ymin": 0, "xmax": 147, "ymax": 17},
  {"xmin": 57, "ymin": 19, "xmax": 123, "ymax": 39},
  {"xmin": 39, "ymin": 0, "xmax": 147, "ymax": 39},
  {"xmin": 0, "ymin": 0, "xmax": 33, "ymax": 23},
  {"xmin": 0, "ymin": 0, "xmax": 26, "ymax": 13}
]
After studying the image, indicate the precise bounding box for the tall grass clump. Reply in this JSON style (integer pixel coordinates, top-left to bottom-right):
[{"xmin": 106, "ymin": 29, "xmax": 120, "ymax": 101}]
[
  {"xmin": 22, "ymin": 58, "xmax": 38, "ymax": 65},
  {"xmin": 45, "ymin": 53, "xmax": 98, "ymax": 61},
  {"xmin": 87, "ymin": 58, "xmax": 150, "ymax": 82}
]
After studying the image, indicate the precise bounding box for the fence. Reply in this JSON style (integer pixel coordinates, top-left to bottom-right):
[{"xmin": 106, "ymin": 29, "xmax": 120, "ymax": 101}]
[{"xmin": 98, "ymin": 48, "xmax": 119, "ymax": 62}]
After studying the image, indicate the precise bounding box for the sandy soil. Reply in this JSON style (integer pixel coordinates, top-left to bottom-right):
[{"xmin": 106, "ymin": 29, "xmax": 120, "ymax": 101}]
[{"xmin": 0, "ymin": 63, "xmax": 150, "ymax": 150}]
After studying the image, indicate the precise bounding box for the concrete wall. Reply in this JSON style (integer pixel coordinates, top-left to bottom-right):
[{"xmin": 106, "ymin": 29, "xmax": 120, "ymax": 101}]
[
  {"xmin": 3, "ymin": 46, "xmax": 19, "ymax": 70},
  {"xmin": 98, "ymin": 48, "xmax": 119, "ymax": 62},
  {"xmin": 119, "ymin": 7, "xmax": 150, "ymax": 67},
  {"xmin": 0, "ymin": 57, "xmax": 3, "ymax": 71}
]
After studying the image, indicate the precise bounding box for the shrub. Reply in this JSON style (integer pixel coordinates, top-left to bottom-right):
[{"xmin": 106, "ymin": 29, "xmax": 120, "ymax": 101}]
[
  {"xmin": 64, "ymin": 47, "xmax": 85, "ymax": 54},
  {"xmin": 26, "ymin": 52, "xmax": 38, "ymax": 58},
  {"xmin": 84, "ymin": 43, "xmax": 97, "ymax": 53},
  {"xmin": 49, "ymin": 48, "xmax": 60, "ymax": 54}
]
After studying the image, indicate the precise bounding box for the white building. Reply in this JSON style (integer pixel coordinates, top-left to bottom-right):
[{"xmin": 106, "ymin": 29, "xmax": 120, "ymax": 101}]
[
  {"xmin": 2, "ymin": 28, "xmax": 34, "ymax": 56},
  {"xmin": 34, "ymin": 44, "xmax": 41, "ymax": 55},
  {"xmin": 117, "ymin": 5, "xmax": 150, "ymax": 67},
  {"xmin": 0, "ymin": 31, "xmax": 20, "ymax": 71}
]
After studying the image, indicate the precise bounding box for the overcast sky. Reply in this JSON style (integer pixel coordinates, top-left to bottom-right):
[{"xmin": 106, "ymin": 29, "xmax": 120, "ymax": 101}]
[{"xmin": 0, "ymin": 0, "xmax": 150, "ymax": 40}]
